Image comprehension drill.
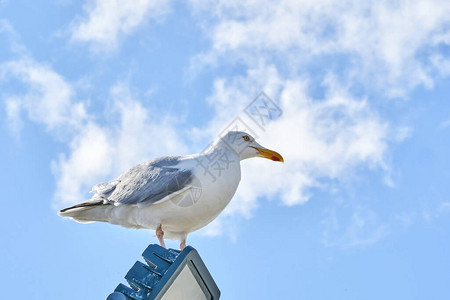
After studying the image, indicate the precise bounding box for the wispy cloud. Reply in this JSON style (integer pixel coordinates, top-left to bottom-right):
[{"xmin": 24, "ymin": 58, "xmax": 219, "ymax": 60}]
[
  {"xmin": 0, "ymin": 19, "xmax": 29, "ymax": 57},
  {"xmin": 321, "ymin": 206, "xmax": 389, "ymax": 249},
  {"xmin": 440, "ymin": 118, "xmax": 450, "ymax": 129},
  {"xmin": 421, "ymin": 201, "xmax": 450, "ymax": 222},
  {"xmin": 437, "ymin": 202, "xmax": 450, "ymax": 215},
  {"xmin": 70, "ymin": 0, "xmax": 171, "ymax": 52},
  {"xmin": 395, "ymin": 212, "xmax": 416, "ymax": 228}
]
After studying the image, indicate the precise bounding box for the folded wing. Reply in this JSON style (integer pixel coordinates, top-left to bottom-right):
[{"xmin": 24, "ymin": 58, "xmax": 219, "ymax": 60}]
[{"xmin": 108, "ymin": 158, "xmax": 193, "ymax": 206}]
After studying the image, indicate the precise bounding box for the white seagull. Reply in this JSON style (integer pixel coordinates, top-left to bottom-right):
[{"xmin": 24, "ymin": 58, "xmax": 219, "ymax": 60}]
[{"xmin": 59, "ymin": 131, "xmax": 283, "ymax": 250}]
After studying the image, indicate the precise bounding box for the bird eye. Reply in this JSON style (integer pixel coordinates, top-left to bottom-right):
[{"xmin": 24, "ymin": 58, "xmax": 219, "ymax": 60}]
[{"xmin": 243, "ymin": 135, "xmax": 250, "ymax": 141}]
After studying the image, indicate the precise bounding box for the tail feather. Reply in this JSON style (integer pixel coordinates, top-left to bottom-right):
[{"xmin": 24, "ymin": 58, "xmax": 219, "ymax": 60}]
[
  {"xmin": 58, "ymin": 200, "xmax": 112, "ymax": 223},
  {"xmin": 59, "ymin": 200, "xmax": 105, "ymax": 213}
]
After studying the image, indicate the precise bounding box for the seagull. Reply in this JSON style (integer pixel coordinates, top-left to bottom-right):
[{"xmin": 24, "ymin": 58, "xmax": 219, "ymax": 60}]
[{"xmin": 58, "ymin": 131, "xmax": 283, "ymax": 250}]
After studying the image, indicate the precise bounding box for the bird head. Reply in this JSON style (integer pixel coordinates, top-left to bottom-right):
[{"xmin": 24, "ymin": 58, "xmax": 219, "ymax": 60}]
[{"xmin": 219, "ymin": 131, "xmax": 284, "ymax": 162}]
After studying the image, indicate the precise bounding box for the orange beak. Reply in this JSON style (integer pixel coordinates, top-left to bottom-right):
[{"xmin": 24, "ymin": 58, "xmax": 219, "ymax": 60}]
[{"xmin": 250, "ymin": 146, "xmax": 284, "ymax": 163}]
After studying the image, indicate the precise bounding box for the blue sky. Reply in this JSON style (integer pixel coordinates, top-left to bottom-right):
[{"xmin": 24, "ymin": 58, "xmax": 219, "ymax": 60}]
[{"xmin": 1, "ymin": 0, "xmax": 450, "ymax": 299}]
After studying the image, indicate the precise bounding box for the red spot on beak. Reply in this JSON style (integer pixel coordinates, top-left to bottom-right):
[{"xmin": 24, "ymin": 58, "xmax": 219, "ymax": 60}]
[{"xmin": 250, "ymin": 146, "xmax": 284, "ymax": 163}]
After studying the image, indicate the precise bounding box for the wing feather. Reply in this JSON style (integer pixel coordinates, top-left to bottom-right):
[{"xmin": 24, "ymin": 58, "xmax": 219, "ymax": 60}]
[{"xmin": 91, "ymin": 157, "xmax": 193, "ymax": 206}]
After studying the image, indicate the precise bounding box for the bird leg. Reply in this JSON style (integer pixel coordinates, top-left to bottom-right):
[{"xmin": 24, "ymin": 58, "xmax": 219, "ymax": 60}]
[
  {"xmin": 180, "ymin": 238, "xmax": 186, "ymax": 251},
  {"xmin": 156, "ymin": 224, "xmax": 166, "ymax": 248}
]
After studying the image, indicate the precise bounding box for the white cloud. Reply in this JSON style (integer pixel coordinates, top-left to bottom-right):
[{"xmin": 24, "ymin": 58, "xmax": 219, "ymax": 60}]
[
  {"xmin": 52, "ymin": 82, "xmax": 188, "ymax": 207},
  {"xmin": 0, "ymin": 59, "xmax": 87, "ymax": 135},
  {"xmin": 190, "ymin": 0, "xmax": 450, "ymax": 96},
  {"xmin": 184, "ymin": 0, "xmax": 450, "ymax": 237},
  {"xmin": 190, "ymin": 64, "xmax": 391, "ymax": 232},
  {"xmin": 52, "ymin": 122, "xmax": 112, "ymax": 206},
  {"xmin": 71, "ymin": 0, "xmax": 170, "ymax": 51},
  {"xmin": 4, "ymin": 1, "xmax": 444, "ymax": 246},
  {"xmin": 0, "ymin": 56, "xmax": 187, "ymax": 208}
]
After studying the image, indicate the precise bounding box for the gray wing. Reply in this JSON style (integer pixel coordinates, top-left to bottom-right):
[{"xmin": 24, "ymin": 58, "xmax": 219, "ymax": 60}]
[{"xmin": 92, "ymin": 156, "xmax": 193, "ymax": 206}]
